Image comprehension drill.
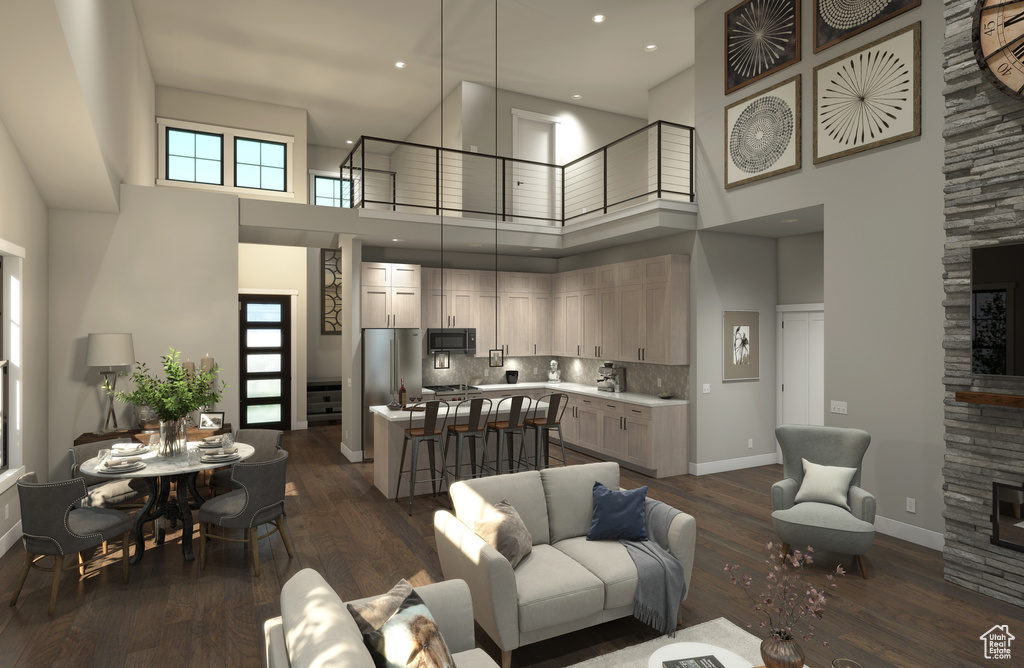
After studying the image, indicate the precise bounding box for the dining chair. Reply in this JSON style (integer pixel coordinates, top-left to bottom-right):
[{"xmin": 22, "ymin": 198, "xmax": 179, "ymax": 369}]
[
  {"xmin": 484, "ymin": 395, "xmax": 531, "ymax": 475},
  {"xmin": 522, "ymin": 392, "xmax": 569, "ymax": 470},
  {"xmin": 396, "ymin": 400, "xmax": 451, "ymax": 515},
  {"xmin": 68, "ymin": 439, "xmax": 147, "ymax": 508},
  {"xmin": 198, "ymin": 450, "xmax": 292, "ymax": 577},
  {"xmin": 443, "ymin": 397, "xmax": 493, "ymax": 483},
  {"xmin": 10, "ymin": 472, "xmax": 131, "ymax": 615},
  {"xmin": 209, "ymin": 428, "xmax": 283, "ymax": 495}
]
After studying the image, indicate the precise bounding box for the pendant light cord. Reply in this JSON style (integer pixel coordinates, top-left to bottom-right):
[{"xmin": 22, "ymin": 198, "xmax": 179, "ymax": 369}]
[
  {"xmin": 493, "ymin": 0, "xmax": 499, "ymax": 351},
  {"xmin": 439, "ymin": 0, "xmax": 445, "ymax": 330}
]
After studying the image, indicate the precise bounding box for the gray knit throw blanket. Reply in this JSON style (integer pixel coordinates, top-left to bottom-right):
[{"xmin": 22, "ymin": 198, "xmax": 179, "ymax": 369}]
[{"xmin": 620, "ymin": 497, "xmax": 686, "ymax": 635}]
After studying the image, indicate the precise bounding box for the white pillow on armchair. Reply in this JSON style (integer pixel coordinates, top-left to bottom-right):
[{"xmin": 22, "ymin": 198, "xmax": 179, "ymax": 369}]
[{"xmin": 793, "ymin": 458, "xmax": 857, "ymax": 511}]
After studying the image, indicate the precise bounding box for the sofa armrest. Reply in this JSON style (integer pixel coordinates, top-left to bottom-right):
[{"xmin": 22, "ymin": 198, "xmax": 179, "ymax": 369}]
[
  {"xmin": 263, "ymin": 616, "xmax": 290, "ymax": 668},
  {"xmin": 434, "ymin": 510, "xmax": 520, "ymax": 651},
  {"xmin": 848, "ymin": 485, "xmax": 876, "ymax": 524},
  {"xmin": 772, "ymin": 478, "xmax": 798, "ymax": 511},
  {"xmin": 413, "ymin": 579, "xmax": 476, "ymax": 655},
  {"xmin": 664, "ymin": 511, "xmax": 697, "ymax": 601}
]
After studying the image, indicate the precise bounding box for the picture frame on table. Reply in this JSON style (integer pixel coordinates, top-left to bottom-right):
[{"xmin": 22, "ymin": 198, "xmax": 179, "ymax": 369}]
[
  {"xmin": 725, "ymin": 74, "xmax": 801, "ymax": 188},
  {"xmin": 725, "ymin": 0, "xmax": 801, "ymax": 95},
  {"xmin": 723, "ymin": 310, "xmax": 760, "ymax": 381},
  {"xmin": 198, "ymin": 411, "xmax": 225, "ymax": 430}
]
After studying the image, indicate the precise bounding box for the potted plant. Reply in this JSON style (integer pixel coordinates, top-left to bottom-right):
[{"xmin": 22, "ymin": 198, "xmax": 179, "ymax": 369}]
[
  {"xmin": 725, "ymin": 542, "xmax": 844, "ymax": 668},
  {"xmin": 108, "ymin": 348, "xmax": 225, "ymax": 457}
]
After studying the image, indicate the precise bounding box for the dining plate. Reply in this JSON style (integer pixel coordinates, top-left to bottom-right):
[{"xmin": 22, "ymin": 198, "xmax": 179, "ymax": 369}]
[
  {"xmin": 201, "ymin": 453, "xmax": 240, "ymax": 463},
  {"xmin": 101, "ymin": 461, "xmax": 146, "ymax": 473},
  {"xmin": 197, "ymin": 442, "xmax": 224, "ymax": 449},
  {"xmin": 111, "ymin": 446, "xmax": 148, "ymax": 457}
]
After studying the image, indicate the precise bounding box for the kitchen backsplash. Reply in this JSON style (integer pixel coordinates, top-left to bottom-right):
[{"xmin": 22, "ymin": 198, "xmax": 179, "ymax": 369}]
[{"xmin": 422, "ymin": 356, "xmax": 689, "ymax": 399}]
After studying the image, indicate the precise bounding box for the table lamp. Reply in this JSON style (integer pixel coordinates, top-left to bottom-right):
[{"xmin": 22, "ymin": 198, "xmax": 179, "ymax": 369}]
[{"xmin": 86, "ymin": 333, "xmax": 135, "ymax": 433}]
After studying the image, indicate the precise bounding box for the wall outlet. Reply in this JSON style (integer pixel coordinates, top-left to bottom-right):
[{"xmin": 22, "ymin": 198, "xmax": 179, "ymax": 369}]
[
  {"xmin": 702, "ymin": 384, "xmax": 711, "ymax": 394},
  {"xmin": 346, "ymin": 377, "xmax": 352, "ymax": 388},
  {"xmin": 906, "ymin": 497, "xmax": 916, "ymax": 514},
  {"xmin": 830, "ymin": 400, "xmax": 848, "ymax": 415},
  {"xmin": 533, "ymin": 367, "xmax": 537, "ymax": 374},
  {"xmin": 484, "ymin": 368, "xmax": 490, "ymax": 376},
  {"xmin": 657, "ymin": 377, "xmax": 662, "ymax": 388},
  {"xmin": 748, "ymin": 438, "xmax": 753, "ymax": 449}
]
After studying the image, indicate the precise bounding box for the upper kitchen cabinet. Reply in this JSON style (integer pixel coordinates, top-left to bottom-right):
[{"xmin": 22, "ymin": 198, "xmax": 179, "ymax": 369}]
[
  {"xmin": 617, "ymin": 255, "xmax": 688, "ymax": 364},
  {"xmin": 422, "ymin": 267, "xmax": 474, "ymax": 330},
  {"xmin": 361, "ymin": 262, "xmax": 421, "ymax": 329}
]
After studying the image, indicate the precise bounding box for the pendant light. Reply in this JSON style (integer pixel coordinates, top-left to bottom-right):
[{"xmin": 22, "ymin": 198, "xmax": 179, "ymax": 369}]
[
  {"xmin": 434, "ymin": 0, "xmax": 450, "ymax": 370},
  {"xmin": 488, "ymin": 0, "xmax": 504, "ymax": 368}
]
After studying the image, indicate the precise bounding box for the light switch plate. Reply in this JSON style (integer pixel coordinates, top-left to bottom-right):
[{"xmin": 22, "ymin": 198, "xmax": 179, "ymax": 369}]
[{"xmin": 830, "ymin": 400, "xmax": 848, "ymax": 415}]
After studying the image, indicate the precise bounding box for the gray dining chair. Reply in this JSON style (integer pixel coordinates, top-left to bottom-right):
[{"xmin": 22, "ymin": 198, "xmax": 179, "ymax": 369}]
[
  {"xmin": 209, "ymin": 428, "xmax": 283, "ymax": 495},
  {"xmin": 10, "ymin": 472, "xmax": 131, "ymax": 615},
  {"xmin": 198, "ymin": 450, "xmax": 293, "ymax": 577},
  {"xmin": 69, "ymin": 438, "xmax": 147, "ymax": 508}
]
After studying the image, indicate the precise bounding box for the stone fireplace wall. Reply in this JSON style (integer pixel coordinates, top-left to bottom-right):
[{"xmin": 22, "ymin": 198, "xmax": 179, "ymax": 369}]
[{"xmin": 943, "ymin": 0, "xmax": 1024, "ymax": 606}]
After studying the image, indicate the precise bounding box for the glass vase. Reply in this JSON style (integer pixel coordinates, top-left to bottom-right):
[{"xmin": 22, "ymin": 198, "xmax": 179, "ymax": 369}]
[
  {"xmin": 157, "ymin": 418, "xmax": 187, "ymax": 457},
  {"xmin": 761, "ymin": 635, "xmax": 805, "ymax": 668}
]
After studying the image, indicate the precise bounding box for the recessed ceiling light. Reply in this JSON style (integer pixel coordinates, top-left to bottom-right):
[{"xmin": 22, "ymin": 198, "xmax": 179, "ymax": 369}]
[
  {"xmin": 571, "ymin": 94, "xmax": 582, "ymax": 100},
  {"xmin": 395, "ymin": 61, "xmax": 407, "ymax": 69},
  {"xmin": 391, "ymin": 238, "xmax": 403, "ymax": 242},
  {"xmin": 346, "ymin": 140, "xmax": 353, "ymax": 144},
  {"xmin": 644, "ymin": 44, "xmax": 658, "ymax": 52},
  {"xmin": 592, "ymin": 14, "xmax": 606, "ymax": 23},
  {"xmin": 780, "ymin": 218, "xmax": 798, "ymax": 223}
]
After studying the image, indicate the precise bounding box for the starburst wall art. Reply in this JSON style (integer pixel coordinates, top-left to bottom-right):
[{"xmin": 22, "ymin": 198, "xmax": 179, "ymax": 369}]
[
  {"xmin": 725, "ymin": 0, "xmax": 801, "ymax": 95},
  {"xmin": 813, "ymin": 22, "xmax": 920, "ymax": 165}
]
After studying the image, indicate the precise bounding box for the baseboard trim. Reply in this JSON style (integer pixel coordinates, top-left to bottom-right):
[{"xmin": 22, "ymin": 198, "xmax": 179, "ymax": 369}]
[
  {"xmin": 340, "ymin": 441, "xmax": 363, "ymax": 463},
  {"xmin": 1, "ymin": 520, "xmax": 22, "ymax": 557},
  {"xmin": 689, "ymin": 452, "xmax": 780, "ymax": 476},
  {"xmin": 875, "ymin": 515, "xmax": 944, "ymax": 551},
  {"xmin": 293, "ymin": 421, "xmax": 308, "ymax": 430}
]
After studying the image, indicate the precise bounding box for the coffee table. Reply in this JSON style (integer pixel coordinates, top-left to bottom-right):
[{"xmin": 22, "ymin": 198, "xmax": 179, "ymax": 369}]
[{"xmin": 648, "ymin": 642, "xmax": 753, "ymax": 668}]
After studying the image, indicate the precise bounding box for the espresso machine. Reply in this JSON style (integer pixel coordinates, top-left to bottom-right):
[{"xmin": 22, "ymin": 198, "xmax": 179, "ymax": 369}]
[{"xmin": 597, "ymin": 361, "xmax": 625, "ymax": 393}]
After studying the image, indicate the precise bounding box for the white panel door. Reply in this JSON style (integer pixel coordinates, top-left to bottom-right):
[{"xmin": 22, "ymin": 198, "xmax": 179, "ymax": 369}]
[
  {"xmin": 512, "ymin": 112, "xmax": 557, "ymax": 223},
  {"xmin": 808, "ymin": 312, "xmax": 825, "ymax": 425},
  {"xmin": 778, "ymin": 309, "xmax": 825, "ymax": 429}
]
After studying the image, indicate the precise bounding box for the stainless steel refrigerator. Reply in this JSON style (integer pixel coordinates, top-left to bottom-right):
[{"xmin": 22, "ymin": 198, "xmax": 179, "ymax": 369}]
[{"xmin": 362, "ymin": 328, "xmax": 422, "ymax": 462}]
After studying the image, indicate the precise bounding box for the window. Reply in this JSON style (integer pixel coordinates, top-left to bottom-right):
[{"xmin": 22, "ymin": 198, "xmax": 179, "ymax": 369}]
[
  {"xmin": 166, "ymin": 128, "xmax": 223, "ymax": 185},
  {"xmin": 236, "ymin": 138, "xmax": 286, "ymax": 191},
  {"xmin": 313, "ymin": 175, "xmax": 351, "ymax": 207}
]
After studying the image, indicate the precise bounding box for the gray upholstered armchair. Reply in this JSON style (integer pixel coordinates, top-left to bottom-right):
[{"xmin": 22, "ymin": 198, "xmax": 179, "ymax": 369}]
[
  {"xmin": 209, "ymin": 428, "xmax": 283, "ymax": 494},
  {"xmin": 69, "ymin": 438, "xmax": 147, "ymax": 508},
  {"xmin": 771, "ymin": 424, "xmax": 875, "ymax": 577}
]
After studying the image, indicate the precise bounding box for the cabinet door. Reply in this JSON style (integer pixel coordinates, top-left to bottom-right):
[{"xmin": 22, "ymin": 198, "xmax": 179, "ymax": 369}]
[
  {"xmin": 362, "ymin": 262, "xmax": 390, "ymax": 287},
  {"xmin": 576, "ymin": 398, "xmax": 602, "ymax": 451},
  {"xmin": 475, "ymin": 293, "xmax": 499, "ymax": 357},
  {"xmin": 598, "ymin": 288, "xmax": 619, "ymax": 360},
  {"xmin": 560, "ymin": 394, "xmax": 579, "ymax": 444},
  {"xmin": 617, "ymin": 260, "xmax": 643, "ymax": 286},
  {"xmin": 391, "ymin": 288, "xmax": 421, "ymax": 328},
  {"xmin": 564, "ymin": 292, "xmax": 582, "ymax": 358},
  {"xmin": 421, "ymin": 267, "xmax": 443, "ymax": 291},
  {"xmin": 452, "ymin": 291, "xmax": 474, "ymax": 329},
  {"xmin": 422, "ymin": 291, "xmax": 449, "ymax": 331},
  {"xmin": 502, "ymin": 293, "xmax": 532, "ymax": 356},
  {"xmin": 597, "ymin": 265, "xmax": 617, "ymax": 288},
  {"xmin": 601, "ymin": 413, "xmax": 626, "ymax": 458},
  {"xmin": 450, "ymin": 269, "xmax": 474, "ymax": 292},
  {"xmin": 501, "ymin": 272, "xmax": 533, "ymax": 293},
  {"xmin": 642, "ymin": 256, "xmax": 671, "ymax": 283},
  {"xmin": 618, "ymin": 284, "xmax": 643, "ymax": 362},
  {"xmin": 624, "ymin": 417, "xmax": 652, "ymax": 467},
  {"xmin": 642, "ymin": 282, "xmax": 669, "ymax": 364},
  {"xmin": 551, "ymin": 294, "xmax": 566, "ymax": 356},
  {"xmin": 531, "ymin": 294, "xmax": 551, "ymax": 356},
  {"xmin": 582, "ymin": 290, "xmax": 602, "ymax": 359},
  {"xmin": 391, "ymin": 264, "xmax": 420, "ymax": 288},
  {"xmin": 361, "ymin": 286, "xmax": 391, "ymax": 328}
]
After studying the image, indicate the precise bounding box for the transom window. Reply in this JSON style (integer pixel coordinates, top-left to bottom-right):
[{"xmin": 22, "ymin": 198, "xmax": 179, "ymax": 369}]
[
  {"xmin": 236, "ymin": 138, "xmax": 286, "ymax": 191},
  {"xmin": 166, "ymin": 129, "xmax": 223, "ymax": 185},
  {"xmin": 313, "ymin": 175, "xmax": 351, "ymax": 207}
]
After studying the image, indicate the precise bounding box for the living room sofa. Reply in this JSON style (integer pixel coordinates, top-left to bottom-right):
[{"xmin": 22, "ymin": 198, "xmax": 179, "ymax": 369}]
[
  {"xmin": 434, "ymin": 462, "xmax": 697, "ymax": 668},
  {"xmin": 263, "ymin": 568, "xmax": 499, "ymax": 667}
]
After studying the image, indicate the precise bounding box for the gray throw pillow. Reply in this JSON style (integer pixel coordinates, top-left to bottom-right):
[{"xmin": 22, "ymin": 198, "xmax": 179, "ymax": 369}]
[
  {"xmin": 473, "ymin": 497, "xmax": 533, "ymax": 568},
  {"xmin": 347, "ymin": 578, "xmax": 414, "ymax": 636},
  {"xmin": 794, "ymin": 458, "xmax": 857, "ymax": 511}
]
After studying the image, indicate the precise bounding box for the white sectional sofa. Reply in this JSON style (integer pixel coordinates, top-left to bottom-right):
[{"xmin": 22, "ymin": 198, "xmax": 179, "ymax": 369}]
[{"xmin": 433, "ymin": 462, "xmax": 697, "ymax": 668}]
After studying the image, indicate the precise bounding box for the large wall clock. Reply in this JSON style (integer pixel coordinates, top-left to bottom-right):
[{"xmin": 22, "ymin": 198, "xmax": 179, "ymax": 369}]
[{"xmin": 974, "ymin": 0, "xmax": 1024, "ymax": 100}]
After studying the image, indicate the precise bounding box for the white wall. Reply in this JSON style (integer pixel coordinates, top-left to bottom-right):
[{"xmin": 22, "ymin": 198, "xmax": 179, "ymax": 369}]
[
  {"xmin": 238, "ymin": 243, "xmax": 308, "ymax": 425},
  {"xmin": 778, "ymin": 233, "xmax": 824, "ymax": 305},
  {"xmin": 306, "ymin": 248, "xmax": 343, "ymax": 380},
  {"xmin": 48, "ymin": 185, "xmax": 240, "ymax": 481},
  {"xmin": 648, "ymin": 67, "xmax": 695, "ymax": 127},
  {"xmin": 308, "ymin": 144, "xmax": 351, "ymax": 176},
  {"xmin": 694, "ymin": 1, "xmax": 945, "ymax": 535}
]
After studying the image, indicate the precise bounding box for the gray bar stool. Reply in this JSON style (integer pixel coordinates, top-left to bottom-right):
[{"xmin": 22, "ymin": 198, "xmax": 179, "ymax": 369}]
[
  {"xmin": 444, "ymin": 397, "xmax": 493, "ymax": 482},
  {"xmin": 396, "ymin": 400, "xmax": 450, "ymax": 515},
  {"xmin": 523, "ymin": 392, "xmax": 569, "ymax": 469},
  {"xmin": 484, "ymin": 395, "xmax": 531, "ymax": 475}
]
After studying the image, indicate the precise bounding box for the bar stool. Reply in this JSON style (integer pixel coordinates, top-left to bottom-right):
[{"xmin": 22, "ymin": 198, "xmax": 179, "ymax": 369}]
[
  {"xmin": 484, "ymin": 395, "xmax": 531, "ymax": 475},
  {"xmin": 396, "ymin": 400, "xmax": 450, "ymax": 515},
  {"xmin": 443, "ymin": 397, "xmax": 493, "ymax": 482},
  {"xmin": 522, "ymin": 392, "xmax": 569, "ymax": 470}
]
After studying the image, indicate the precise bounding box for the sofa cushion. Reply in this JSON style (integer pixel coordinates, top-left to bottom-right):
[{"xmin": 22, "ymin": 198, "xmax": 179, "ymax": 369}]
[
  {"xmin": 587, "ymin": 482, "xmax": 647, "ymax": 541},
  {"xmin": 553, "ymin": 536, "xmax": 638, "ymax": 610},
  {"xmin": 541, "ymin": 462, "xmax": 620, "ymax": 543},
  {"xmin": 772, "ymin": 502, "xmax": 876, "ymax": 555},
  {"xmin": 449, "ymin": 470, "xmax": 550, "ymax": 545},
  {"xmin": 280, "ymin": 569, "xmax": 374, "ymax": 667},
  {"xmin": 514, "ymin": 544, "xmax": 604, "ymax": 633},
  {"xmin": 364, "ymin": 589, "xmax": 456, "ymax": 668},
  {"xmin": 473, "ymin": 498, "xmax": 532, "ymax": 568}
]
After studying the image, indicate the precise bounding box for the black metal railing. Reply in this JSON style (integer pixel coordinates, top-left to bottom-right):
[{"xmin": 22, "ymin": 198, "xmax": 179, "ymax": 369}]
[{"xmin": 340, "ymin": 120, "xmax": 694, "ymax": 226}]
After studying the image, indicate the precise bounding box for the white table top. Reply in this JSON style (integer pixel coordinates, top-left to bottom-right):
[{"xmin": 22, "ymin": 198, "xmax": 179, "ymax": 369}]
[
  {"xmin": 80, "ymin": 442, "xmax": 255, "ymax": 477},
  {"xmin": 648, "ymin": 642, "xmax": 754, "ymax": 668}
]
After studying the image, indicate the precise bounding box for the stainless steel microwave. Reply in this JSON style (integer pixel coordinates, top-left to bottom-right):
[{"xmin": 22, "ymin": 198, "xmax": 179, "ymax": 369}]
[{"xmin": 426, "ymin": 328, "xmax": 476, "ymax": 355}]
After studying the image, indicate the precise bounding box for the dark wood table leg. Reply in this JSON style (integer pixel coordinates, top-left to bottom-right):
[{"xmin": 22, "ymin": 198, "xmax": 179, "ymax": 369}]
[
  {"xmin": 130, "ymin": 477, "xmax": 159, "ymax": 565},
  {"xmin": 175, "ymin": 473, "xmax": 197, "ymax": 562},
  {"xmin": 155, "ymin": 477, "xmax": 171, "ymax": 545},
  {"xmin": 187, "ymin": 471, "xmax": 207, "ymax": 509}
]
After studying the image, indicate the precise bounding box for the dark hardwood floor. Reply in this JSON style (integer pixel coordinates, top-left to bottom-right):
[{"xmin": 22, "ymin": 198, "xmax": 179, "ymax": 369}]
[{"xmin": 1, "ymin": 423, "xmax": 1022, "ymax": 666}]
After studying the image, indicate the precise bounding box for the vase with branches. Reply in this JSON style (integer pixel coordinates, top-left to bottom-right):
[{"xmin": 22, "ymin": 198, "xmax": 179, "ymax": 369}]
[{"xmin": 108, "ymin": 348, "xmax": 226, "ymax": 456}]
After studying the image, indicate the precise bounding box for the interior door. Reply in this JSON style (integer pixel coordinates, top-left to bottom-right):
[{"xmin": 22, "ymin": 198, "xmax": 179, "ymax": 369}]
[
  {"xmin": 239, "ymin": 294, "xmax": 292, "ymax": 430},
  {"xmin": 778, "ymin": 309, "xmax": 825, "ymax": 429},
  {"xmin": 512, "ymin": 114, "xmax": 556, "ymax": 223}
]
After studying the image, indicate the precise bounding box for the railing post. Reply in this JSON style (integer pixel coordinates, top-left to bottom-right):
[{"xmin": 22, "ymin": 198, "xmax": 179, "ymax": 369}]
[
  {"xmin": 502, "ymin": 158, "xmax": 507, "ymax": 222},
  {"xmin": 689, "ymin": 126, "xmax": 695, "ymax": 202},
  {"xmin": 436, "ymin": 148, "xmax": 441, "ymax": 215},
  {"xmin": 657, "ymin": 122, "xmax": 663, "ymax": 199},
  {"xmin": 360, "ymin": 142, "xmax": 365, "ymax": 209},
  {"xmin": 603, "ymin": 147, "xmax": 608, "ymax": 214},
  {"xmin": 560, "ymin": 165, "xmax": 565, "ymax": 227}
]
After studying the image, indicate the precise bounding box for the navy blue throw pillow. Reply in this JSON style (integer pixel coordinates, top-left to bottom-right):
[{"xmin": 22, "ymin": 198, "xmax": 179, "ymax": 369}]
[{"xmin": 587, "ymin": 481, "xmax": 648, "ymax": 541}]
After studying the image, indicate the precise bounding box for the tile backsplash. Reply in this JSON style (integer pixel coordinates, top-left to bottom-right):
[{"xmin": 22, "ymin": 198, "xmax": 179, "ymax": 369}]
[{"xmin": 422, "ymin": 355, "xmax": 688, "ymax": 399}]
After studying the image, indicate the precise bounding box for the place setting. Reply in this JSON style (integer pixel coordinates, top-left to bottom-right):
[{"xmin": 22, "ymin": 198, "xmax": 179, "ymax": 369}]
[
  {"xmin": 111, "ymin": 442, "xmax": 149, "ymax": 457},
  {"xmin": 99, "ymin": 454, "xmax": 146, "ymax": 474}
]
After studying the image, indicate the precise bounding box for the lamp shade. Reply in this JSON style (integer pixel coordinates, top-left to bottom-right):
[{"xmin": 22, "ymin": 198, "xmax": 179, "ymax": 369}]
[{"xmin": 86, "ymin": 333, "xmax": 135, "ymax": 368}]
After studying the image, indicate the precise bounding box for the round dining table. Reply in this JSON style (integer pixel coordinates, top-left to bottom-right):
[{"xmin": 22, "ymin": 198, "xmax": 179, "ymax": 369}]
[{"xmin": 80, "ymin": 442, "xmax": 254, "ymax": 564}]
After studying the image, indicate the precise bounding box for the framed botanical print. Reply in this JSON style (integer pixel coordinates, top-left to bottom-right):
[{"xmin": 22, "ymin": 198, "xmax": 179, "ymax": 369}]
[
  {"xmin": 725, "ymin": 0, "xmax": 801, "ymax": 95},
  {"xmin": 813, "ymin": 22, "xmax": 920, "ymax": 164},
  {"xmin": 814, "ymin": 0, "xmax": 920, "ymax": 53},
  {"xmin": 725, "ymin": 75, "xmax": 801, "ymax": 188},
  {"xmin": 724, "ymin": 311, "xmax": 760, "ymax": 381}
]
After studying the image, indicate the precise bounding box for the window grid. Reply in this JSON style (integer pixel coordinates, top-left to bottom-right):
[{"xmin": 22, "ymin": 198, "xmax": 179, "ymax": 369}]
[
  {"xmin": 235, "ymin": 137, "xmax": 286, "ymax": 192},
  {"xmin": 166, "ymin": 128, "xmax": 223, "ymax": 185},
  {"xmin": 313, "ymin": 176, "xmax": 352, "ymax": 207}
]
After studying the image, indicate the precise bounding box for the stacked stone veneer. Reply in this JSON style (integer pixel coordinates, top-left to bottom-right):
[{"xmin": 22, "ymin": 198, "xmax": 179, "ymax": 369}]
[{"xmin": 943, "ymin": 1, "xmax": 1024, "ymax": 606}]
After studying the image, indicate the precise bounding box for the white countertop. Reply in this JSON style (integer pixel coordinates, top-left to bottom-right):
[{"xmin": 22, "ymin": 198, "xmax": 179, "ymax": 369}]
[{"xmin": 423, "ymin": 381, "xmax": 689, "ymax": 407}]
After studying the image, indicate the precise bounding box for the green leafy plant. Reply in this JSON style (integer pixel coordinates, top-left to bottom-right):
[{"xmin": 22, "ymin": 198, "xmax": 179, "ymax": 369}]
[{"xmin": 107, "ymin": 348, "xmax": 226, "ymax": 422}]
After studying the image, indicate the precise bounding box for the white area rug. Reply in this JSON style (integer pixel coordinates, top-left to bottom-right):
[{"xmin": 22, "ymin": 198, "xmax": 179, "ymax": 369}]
[
  {"xmin": 565, "ymin": 618, "xmax": 763, "ymax": 668},
  {"xmin": 1014, "ymin": 520, "xmax": 1024, "ymax": 529}
]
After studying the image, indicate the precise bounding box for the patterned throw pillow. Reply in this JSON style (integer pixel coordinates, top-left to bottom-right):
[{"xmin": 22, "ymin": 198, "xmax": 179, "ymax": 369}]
[
  {"xmin": 472, "ymin": 497, "xmax": 533, "ymax": 568},
  {"xmin": 363, "ymin": 589, "xmax": 455, "ymax": 668},
  {"xmin": 347, "ymin": 579, "xmax": 414, "ymax": 636}
]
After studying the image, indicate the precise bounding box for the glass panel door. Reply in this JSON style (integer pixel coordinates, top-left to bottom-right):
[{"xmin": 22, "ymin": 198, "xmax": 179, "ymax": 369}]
[{"xmin": 239, "ymin": 294, "xmax": 291, "ymax": 430}]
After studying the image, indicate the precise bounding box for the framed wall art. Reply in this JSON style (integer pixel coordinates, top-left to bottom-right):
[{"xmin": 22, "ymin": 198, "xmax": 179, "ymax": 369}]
[
  {"xmin": 814, "ymin": 0, "xmax": 920, "ymax": 53},
  {"xmin": 725, "ymin": 75, "xmax": 801, "ymax": 188},
  {"xmin": 725, "ymin": 0, "xmax": 801, "ymax": 95},
  {"xmin": 724, "ymin": 311, "xmax": 760, "ymax": 381},
  {"xmin": 813, "ymin": 22, "xmax": 920, "ymax": 165}
]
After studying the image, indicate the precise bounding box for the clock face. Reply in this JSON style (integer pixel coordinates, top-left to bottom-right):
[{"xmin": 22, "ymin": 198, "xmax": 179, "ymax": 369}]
[{"xmin": 975, "ymin": 0, "xmax": 1024, "ymax": 99}]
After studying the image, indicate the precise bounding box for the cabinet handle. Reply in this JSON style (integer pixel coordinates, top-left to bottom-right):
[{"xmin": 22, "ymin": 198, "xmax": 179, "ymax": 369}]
[
  {"xmin": 631, "ymin": 409, "xmax": 641, "ymax": 414},
  {"xmin": 638, "ymin": 347, "xmax": 641, "ymax": 360},
  {"xmin": 642, "ymin": 348, "xmax": 645, "ymax": 361},
  {"xmin": 578, "ymin": 345, "xmax": 581, "ymax": 356}
]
